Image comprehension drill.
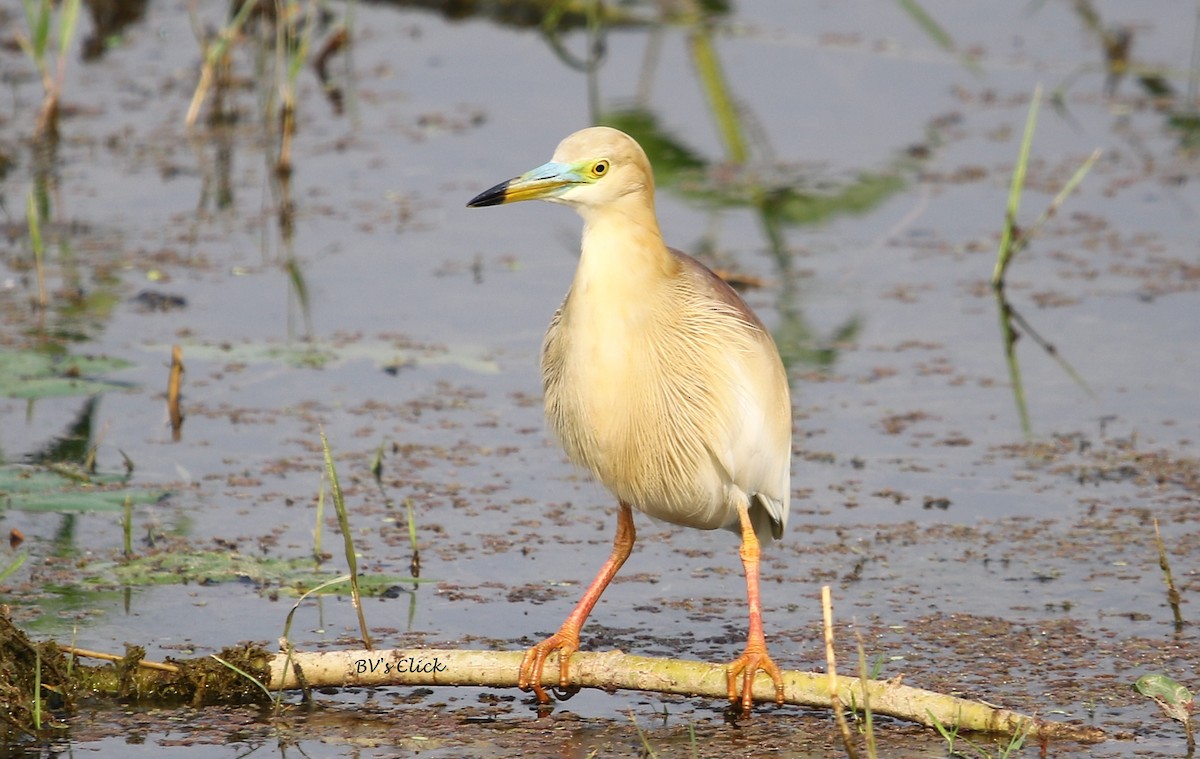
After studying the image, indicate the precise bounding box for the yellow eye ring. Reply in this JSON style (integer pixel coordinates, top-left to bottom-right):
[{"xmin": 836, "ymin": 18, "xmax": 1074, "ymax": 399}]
[{"xmin": 591, "ymin": 160, "xmax": 610, "ymax": 178}]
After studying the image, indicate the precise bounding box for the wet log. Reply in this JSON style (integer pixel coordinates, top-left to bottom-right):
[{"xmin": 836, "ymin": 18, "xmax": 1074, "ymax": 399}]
[
  {"xmin": 0, "ymin": 604, "xmax": 1103, "ymax": 745},
  {"xmin": 265, "ymin": 647, "xmax": 1106, "ymax": 743}
]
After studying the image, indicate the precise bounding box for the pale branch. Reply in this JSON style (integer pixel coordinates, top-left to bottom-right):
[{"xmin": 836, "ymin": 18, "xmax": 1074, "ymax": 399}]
[
  {"xmin": 266, "ymin": 647, "xmax": 1105, "ymax": 743},
  {"xmin": 0, "ymin": 607, "xmax": 1104, "ymax": 744}
]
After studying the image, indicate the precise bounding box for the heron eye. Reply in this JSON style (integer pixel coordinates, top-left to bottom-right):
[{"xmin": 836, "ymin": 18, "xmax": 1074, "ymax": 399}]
[{"xmin": 592, "ymin": 160, "xmax": 609, "ymax": 177}]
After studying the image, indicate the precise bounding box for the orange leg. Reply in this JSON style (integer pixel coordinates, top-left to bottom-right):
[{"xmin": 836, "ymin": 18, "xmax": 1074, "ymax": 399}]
[
  {"xmin": 519, "ymin": 501, "xmax": 636, "ymax": 703},
  {"xmin": 725, "ymin": 503, "xmax": 785, "ymax": 715}
]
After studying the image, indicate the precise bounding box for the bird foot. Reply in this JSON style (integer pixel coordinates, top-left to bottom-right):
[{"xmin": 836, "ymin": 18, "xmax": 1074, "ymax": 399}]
[
  {"xmin": 519, "ymin": 627, "xmax": 581, "ymax": 703},
  {"xmin": 726, "ymin": 642, "xmax": 785, "ymax": 715}
]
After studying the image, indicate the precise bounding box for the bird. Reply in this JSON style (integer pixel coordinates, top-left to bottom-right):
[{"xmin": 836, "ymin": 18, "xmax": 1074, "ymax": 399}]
[{"xmin": 467, "ymin": 126, "xmax": 792, "ymax": 714}]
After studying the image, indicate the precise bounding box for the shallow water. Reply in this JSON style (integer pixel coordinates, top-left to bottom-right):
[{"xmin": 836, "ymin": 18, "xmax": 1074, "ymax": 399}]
[{"xmin": 1, "ymin": 0, "xmax": 1199, "ymax": 756}]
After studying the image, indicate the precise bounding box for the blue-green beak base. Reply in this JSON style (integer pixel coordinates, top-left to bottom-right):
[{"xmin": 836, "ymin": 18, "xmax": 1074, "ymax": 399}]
[{"xmin": 467, "ymin": 161, "xmax": 583, "ymax": 208}]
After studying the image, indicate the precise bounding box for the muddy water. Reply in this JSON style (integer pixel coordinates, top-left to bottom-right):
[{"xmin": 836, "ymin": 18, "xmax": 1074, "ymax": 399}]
[{"xmin": 1, "ymin": 1, "xmax": 1198, "ymax": 757}]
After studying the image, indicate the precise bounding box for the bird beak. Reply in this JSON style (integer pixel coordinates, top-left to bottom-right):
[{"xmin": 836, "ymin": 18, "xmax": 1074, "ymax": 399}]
[{"xmin": 467, "ymin": 161, "xmax": 583, "ymax": 207}]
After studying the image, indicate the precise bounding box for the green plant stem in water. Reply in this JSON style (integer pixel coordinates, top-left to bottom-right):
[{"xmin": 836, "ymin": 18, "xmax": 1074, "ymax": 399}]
[
  {"xmin": 856, "ymin": 635, "xmax": 878, "ymax": 759},
  {"xmin": 122, "ymin": 494, "xmax": 133, "ymax": 559},
  {"xmin": 897, "ymin": 0, "xmax": 982, "ymax": 76},
  {"xmin": 403, "ymin": 497, "xmax": 419, "ymax": 578},
  {"xmin": 0, "ymin": 552, "xmax": 28, "ymax": 583},
  {"xmin": 628, "ymin": 712, "xmax": 660, "ymax": 759},
  {"xmin": 210, "ymin": 654, "xmax": 274, "ymax": 701},
  {"xmin": 319, "ymin": 427, "xmax": 373, "ymax": 650},
  {"xmin": 1153, "ymin": 518, "xmax": 1185, "ymax": 630},
  {"xmin": 313, "ymin": 476, "xmax": 325, "ymax": 561},
  {"xmin": 688, "ymin": 20, "xmax": 746, "ymax": 164},
  {"xmin": 275, "ymin": 572, "xmax": 353, "ymax": 710},
  {"xmin": 993, "ymin": 85, "xmax": 1041, "ymax": 288},
  {"xmin": 186, "ymin": 0, "xmax": 258, "ymax": 127},
  {"xmin": 33, "ymin": 646, "xmax": 42, "ymax": 731},
  {"xmin": 992, "ymin": 85, "xmax": 1100, "ymax": 289},
  {"xmin": 26, "ymin": 189, "xmax": 47, "ymax": 309},
  {"xmin": 19, "ymin": 0, "xmax": 81, "ymax": 140}
]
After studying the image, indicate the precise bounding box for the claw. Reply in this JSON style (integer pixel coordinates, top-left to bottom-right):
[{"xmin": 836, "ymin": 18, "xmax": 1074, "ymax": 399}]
[
  {"xmin": 726, "ymin": 502, "xmax": 784, "ymax": 716},
  {"xmin": 516, "ymin": 503, "xmax": 636, "ymax": 705},
  {"xmin": 726, "ymin": 643, "xmax": 785, "ymax": 715},
  {"xmin": 518, "ymin": 628, "xmax": 580, "ymax": 703}
]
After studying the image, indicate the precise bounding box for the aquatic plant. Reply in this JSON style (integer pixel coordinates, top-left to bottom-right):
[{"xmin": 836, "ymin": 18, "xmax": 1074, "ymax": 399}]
[{"xmin": 17, "ymin": 0, "xmax": 82, "ymax": 141}]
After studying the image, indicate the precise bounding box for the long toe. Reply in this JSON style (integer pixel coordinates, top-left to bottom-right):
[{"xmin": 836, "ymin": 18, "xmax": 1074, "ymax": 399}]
[
  {"xmin": 726, "ymin": 646, "xmax": 786, "ymax": 715},
  {"xmin": 519, "ymin": 628, "xmax": 581, "ymax": 703}
]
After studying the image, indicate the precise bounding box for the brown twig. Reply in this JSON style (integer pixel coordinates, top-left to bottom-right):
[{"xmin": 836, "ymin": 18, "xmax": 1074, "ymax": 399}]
[
  {"xmin": 1153, "ymin": 517, "xmax": 1185, "ymax": 630},
  {"xmin": 59, "ymin": 645, "xmax": 180, "ymax": 673},
  {"xmin": 167, "ymin": 344, "xmax": 185, "ymax": 441}
]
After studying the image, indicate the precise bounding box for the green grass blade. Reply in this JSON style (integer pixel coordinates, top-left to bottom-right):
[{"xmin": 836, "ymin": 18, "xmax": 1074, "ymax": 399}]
[
  {"xmin": 65, "ymin": 627, "xmax": 77, "ymax": 677},
  {"xmin": 856, "ymin": 637, "xmax": 878, "ymax": 759},
  {"xmin": 688, "ymin": 24, "xmax": 746, "ymax": 164},
  {"xmin": 370, "ymin": 442, "xmax": 384, "ymax": 487},
  {"xmin": 313, "ymin": 475, "xmax": 325, "ymax": 560},
  {"xmin": 285, "ymin": 2, "xmax": 315, "ymax": 85},
  {"xmin": 999, "ymin": 721, "xmax": 1031, "ymax": 758},
  {"xmin": 121, "ymin": 495, "xmax": 133, "ymax": 559},
  {"xmin": 319, "ymin": 427, "xmax": 373, "ymax": 649},
  {"xmin": 898, "ymin": 0, "xmax": 953, "ymax": 49},
  {"xmin": 284, "ymin": 256, "xmax": 312, "ymax": 338},
  {"xmin": 210, "ymin": 0, "xmax": 258, "ymax": 66},
  {"xmin": 993, "ymin": 84, "xmax": 1042, "ymax": 287},
  {"xmin": 57, "ymin": 0, "xmax": 82, "ymax": 61},
  {"xmin": 21, "ymin": 0, "xmax": 37, "ymax": 37},
  {"xmin": 1020, "ymin": 147, "xmax": 1102, "ymax": 249},
  {"xmin": 628, "ymin": 713, "xmax": 660, "ymax": 759},
  {"xmin": 282, "ymin": 573, "xmax": 353, "ymax": 642},
  {"xmin": 26, "ymin": 190, "xmax": 45, "ymax": 308},
  {"xmin": 0, "ymin": 552, "xmax": 28, "ymax": 583},
  {"xmin": 33, "ymin": 646, "xmax": 42, "ymax": 730},
  {"xmin": 404, "ymin": 497, "xmax": 418, "ymax": 555},
  {"xmin": 926, "ymin": 708, "xmax": 958, "ymax": 752},
  {"xmin": 897, "ymin": 0, "xmax": 982, "ymax": 76},
  {"xmin": 210, "ymin": 654, "xmax": 274, "ymax": 701},
  {"xmin": 186, "ymin": 0, "xmax": 258, "ymax": 126},
  {"xmin": 26, "ymin": 0, "xmax": 51, "ymax": 63},
  {"xmin": 276, "ymin": 571, "xmax": 354, "ymax": 708},
  {"xmin": 318, "ymin": 429, "xmax": 351, "ymax": 573}
]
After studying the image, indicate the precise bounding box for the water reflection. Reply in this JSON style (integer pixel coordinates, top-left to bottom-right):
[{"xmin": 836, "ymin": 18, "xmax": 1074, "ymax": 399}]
[
  {"xmin": 438, "ymin": 0, "xmax": 1194, "ymax": 437},
  {"xmin": 24, "ymin": 395, "xmax": 100, "ymax": 467},
  {"xmin": 184, "ymin": 0, "xmax": 362, "ymax": 343},
  {"xmin": 526, "ymin": 3, "xmax": 960, "ymax": 374},
  {"xmin": 990, "ymin": 89, "xmax": 1099, "ymax": 436},
  {"xmin": 579, "ymin": 6, "xmax": 912, "ymax": 374},
  {"xmin": 80, "ymin": 0, "xmax": 149, "ymax": 60}
]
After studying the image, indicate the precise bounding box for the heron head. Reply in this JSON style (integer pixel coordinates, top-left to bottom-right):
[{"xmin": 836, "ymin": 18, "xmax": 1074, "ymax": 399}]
[{"xmin": 467, "ymin": 126, "xmax": 653, "ymax": 211}]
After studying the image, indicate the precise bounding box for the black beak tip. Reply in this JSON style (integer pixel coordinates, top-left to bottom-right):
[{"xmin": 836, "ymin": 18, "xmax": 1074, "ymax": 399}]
[{"xmin": 466, "ymin": 180, "xmax": 510, "ymax": 208}]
